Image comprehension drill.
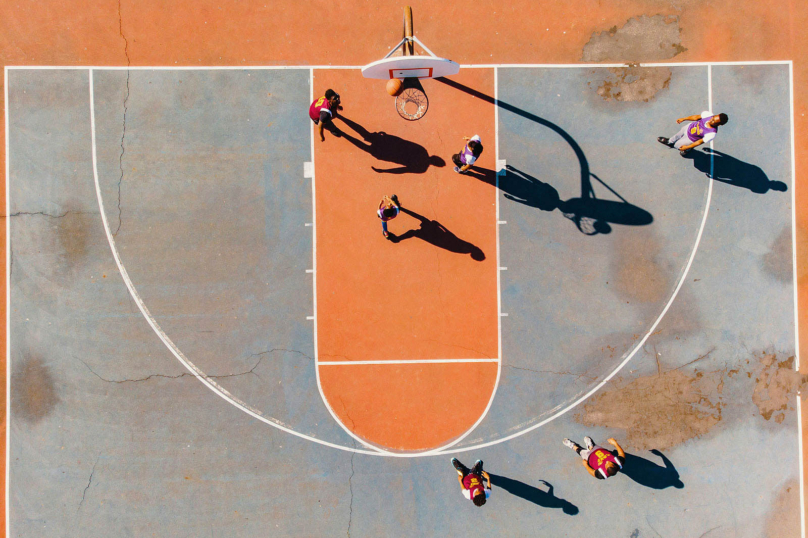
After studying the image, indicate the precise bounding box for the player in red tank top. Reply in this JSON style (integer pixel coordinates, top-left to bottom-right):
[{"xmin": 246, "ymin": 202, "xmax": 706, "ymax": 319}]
[
  {"xmin": 451, "ymin": 458, "xmax": 492, "ymax": 507},
  {"xmin": 309, "ymin": 89, "xmax": 342, "ymax": 142},
  {"xmin": 563, "ymin": 436, "xmax": 626, "ymax": 480}
]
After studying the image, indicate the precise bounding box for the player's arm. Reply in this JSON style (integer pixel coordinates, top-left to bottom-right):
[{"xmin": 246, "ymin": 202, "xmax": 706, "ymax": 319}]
[
  {"xmin": 608, "ymin": 438, "xmax": 626, "ymax": 459},
  {"xmin": 582, "ymin": 459, "xmax": 597, "ymax": 477},
  {"xmin": 457, "ymin": 473, "xmax": 466, "ymax": 489},
  {"xmin": 459, "ymin": 164, "xmax": 472, "ymax": 172},
  {"xmin": 319, "ymin": 122, "xmax": 325, "ymax": 142},
  {"xmin": 481, "ymin": 471, "xmax": 492, "ymax": 489},
  {"xmin": 677, "ymin": 114, "xmax": 702, "ymax": 124}
]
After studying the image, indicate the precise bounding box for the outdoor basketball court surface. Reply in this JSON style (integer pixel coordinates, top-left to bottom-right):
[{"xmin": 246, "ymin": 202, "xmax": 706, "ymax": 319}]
[{"xmin": 3, "ymin": 3, "xmax": 808, "ymax": 538}]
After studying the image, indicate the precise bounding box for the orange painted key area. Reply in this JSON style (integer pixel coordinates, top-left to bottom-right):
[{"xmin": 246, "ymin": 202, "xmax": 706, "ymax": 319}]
[
  {"xmin": 319, "ymin": 362, "xmax": 498, "ymax": 451},
  {"xmin": 313, "ymin": 68, "xmax": 498, "ymax": 450}
]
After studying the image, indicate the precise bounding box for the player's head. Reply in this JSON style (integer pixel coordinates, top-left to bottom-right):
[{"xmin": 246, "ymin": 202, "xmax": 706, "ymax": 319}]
[
  {"xmin": 468, "ymin": 139, "xmax": 483, "ymax": 157},
  {"xmin": 472, "ymin": 489, "xmax": 487, "ymax": 507},
  {"xmin": 715, "ymin": 113, "xmax": 728, "ymax": 126},
  {"xmin": 382, "ymin": 206, "xmax": 398, "ymax": 219},
  {"xmin": 325, "ymin": 89, "xmax": 340, "ymax": 105},
  {"xmin": 604, "ymin": 462, "xmax": 620, "ymax": 477}
]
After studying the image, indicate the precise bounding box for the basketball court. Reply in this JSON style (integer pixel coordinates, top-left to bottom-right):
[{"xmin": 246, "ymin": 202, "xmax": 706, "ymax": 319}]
[{"xmin": 2, "ymin": 2, "xmax": 807, "ymax": 537}]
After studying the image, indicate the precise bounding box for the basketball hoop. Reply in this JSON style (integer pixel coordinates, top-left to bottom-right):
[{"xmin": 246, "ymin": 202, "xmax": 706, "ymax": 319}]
[
  {"xmin": 361, "ymin": 7, "xmax": 459, "ymax": 121},
  {"xmin": 396, "ymin": 87, "xmax": 429, "ymax": 121}
]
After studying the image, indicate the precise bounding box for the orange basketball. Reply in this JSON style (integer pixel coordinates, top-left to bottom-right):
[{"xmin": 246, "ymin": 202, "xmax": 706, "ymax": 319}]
[{"xmin": 386, "ymin": 78, "xmax": 403, "ymax": 96}]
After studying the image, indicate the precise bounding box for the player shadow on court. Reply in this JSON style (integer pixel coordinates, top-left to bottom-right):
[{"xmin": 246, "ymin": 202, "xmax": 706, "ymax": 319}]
[
  {"xmin": 335, "ymin": 115, "xmax": 445, "ymax": 174},
  {"xmin": 387, "ymin": 207, "xmax": 485, "ymax": 261},
  {"xmin": 621, "ymin": 450, "xmax": 684, "ymax": 490},
  {"xmin": 682, "ymin": 148, "xmax": 787, "ymax": 194},
  {"xmin": 466, "ymin": 165, "xmax": 652, "ymax": 235},
  {"xmin": 435, "ymin": 78, "xmax": 653, "ymax": 235},
  {"xmin": 488, "ymin": 474, "xmax": 579, "ymax": 515}
]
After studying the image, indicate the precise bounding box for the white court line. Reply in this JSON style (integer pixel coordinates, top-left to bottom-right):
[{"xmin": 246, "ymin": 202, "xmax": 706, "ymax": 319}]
[
  {"xmin": 307, "ymin": 69, "xmax": 388, "ymax": 454},
  {"xmin": 5, "ymin": 61, "xmax": 791, "ymax": 71},
  {"xmin": 87, "ymin": 68, "xmax": 383, "ymax": 457},
  {"xmin": 800, "ymin": 394, "xmax": 806, "ymax": 538},
  {"xmin": 790, "ymin": 61, "xmax": 801, "ymax": 373},
  {"xmin": 4, "ymin": 64, "xmax": 11, "ymax": 538},
  {"xmin": 319, "ymin": 359, "xmax": 499, "ymax": 366}
]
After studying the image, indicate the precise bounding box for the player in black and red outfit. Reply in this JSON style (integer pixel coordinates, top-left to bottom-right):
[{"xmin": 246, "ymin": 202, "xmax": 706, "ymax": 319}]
[
  {"xmin": 451, "ymin": 458, "xmax": 492, "ymax": 507},
  {"xmin": 309, "ymin": 89, "xmax": 342, "ymax": 142}
]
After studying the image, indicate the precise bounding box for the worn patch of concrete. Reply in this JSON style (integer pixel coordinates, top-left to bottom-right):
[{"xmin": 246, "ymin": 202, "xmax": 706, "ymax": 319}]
[
  {"xmin": 56, "ymin": 210, "xmax": 93, "ymax": 270},
  {"xmin": 576, "ymin": 367, "xmax": 723, "ymax": 450},
  {"xmin": 762, "ymin": 226, "xmax": 793, "ymax": 283},
  {"xmin": 591, "ymin": 65, "xmax": 672, "ymax": 102},
  {"xmin": 582, "ymin": 15, "xmax": 687, "ymax": 63},
  {"xmin": 752, "ymin": 354, "xmax": 807, "ymax": 424},
  {"xmin": 577, "ymin": 349, "xmax": 803, "ymax": 449},
  {"xmin": 12, "ymin": 355, "xmax": 60, "ymax": 424},
  {"xmin": 611, "ymin": 229, "xmax": 672, "ymax": 303},
  {"xmin": 764, "ymin": 479, "xmax": 801, "ymax": 537}
]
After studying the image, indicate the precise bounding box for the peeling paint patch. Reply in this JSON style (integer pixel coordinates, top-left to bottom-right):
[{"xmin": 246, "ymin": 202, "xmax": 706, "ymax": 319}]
[
  {"xmin": 752, "ymin": 354, "xmax": 806, "ymax": 424},
  {"xmin": 576, "ymin": 349, "xmax": 803, "ymax": 450},
  {"xmin": 576, "ymin": 368, "xmax": 723, "ymax": 450},
  {"xmin": 582, "ymin": 15, "xmax": 687, "ymax": 63},
  {"xmin": 592, "ymin": 65, "xmax": 671, "ymax": 102}
]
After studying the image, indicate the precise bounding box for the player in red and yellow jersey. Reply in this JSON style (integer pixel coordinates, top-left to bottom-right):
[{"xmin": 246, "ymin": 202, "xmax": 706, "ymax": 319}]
[
  {"xmin": 309, "ymin": 89, "xmax": 342, "ymax": 142},
  {"xmin": 563, "ymin": 436, "xmax": 625, "ymax": 480},
  {"xmin": 452, "ymin": 458, "xmax": 492, "ymax": 507}
]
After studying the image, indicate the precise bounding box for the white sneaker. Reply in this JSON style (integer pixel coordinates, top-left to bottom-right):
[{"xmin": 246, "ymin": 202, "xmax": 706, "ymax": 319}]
[
  {"xmin": 562, "ymin": 438, "xmax": 576, "ymax": 450},
  {"xmin": 584, "ymin": 436, "xmax": 595, "ymax": 450}
]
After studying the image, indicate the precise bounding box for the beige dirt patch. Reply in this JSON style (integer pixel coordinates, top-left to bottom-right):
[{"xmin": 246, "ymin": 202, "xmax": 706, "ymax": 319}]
[
  {"xmin": 12, "ymin": 355, "xmax": 60, "ymax": 424},
  {"xmin": 764, "ymin": 479, "xmax": 801, "ymax": 537},
  {"xmin": 752, "ymin": 354, "xmax": 807, "ymax": 424},
  {"xmin": 576, "ymin": 367, "xmax": 722, "ymax": 450},
  {"xmin": 593, "ymin": 65, "xmax": 671, "ymax": 102},
  {"xmin": 582, "ymin": 15, "xmax": 687, "ymax": 63}
]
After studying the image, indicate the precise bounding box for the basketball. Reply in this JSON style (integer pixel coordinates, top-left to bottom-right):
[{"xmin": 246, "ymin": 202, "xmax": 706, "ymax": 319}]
[{"xmin": 386, "ymin": 78, "xmax": 404, "ymax": 96}]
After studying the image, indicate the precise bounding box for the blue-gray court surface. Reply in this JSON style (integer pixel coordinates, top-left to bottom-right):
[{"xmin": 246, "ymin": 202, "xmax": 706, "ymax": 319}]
[{"xmin": 6, "ymin": 63, "xmax": 800, "ymax": 537}]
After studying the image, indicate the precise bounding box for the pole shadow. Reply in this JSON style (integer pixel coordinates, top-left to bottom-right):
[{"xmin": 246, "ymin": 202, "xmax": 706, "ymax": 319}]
[
  {"xmin": 436, "ymin": 77, "xmax": 652, "ymax": 235},
  {"xmin": 683, "ymin": 148, "xmax": 787, "ymax": 194},
  {"xmin": 488, "ymin": 474, "xmax": 579, "ymax": 515},
  {"xmin": 467, "ymin": 165, "xmax": 652, "ymax": 235},
  {"xmin": 388, "ymin": 207, "xmax": 485, "ymax": 261},
  {"xmin": 621, "ymin": 450, "xmax": 684, "ymax": 490},
  {"xmin": 335, "ymin": 115, "xmax": 445, "ymax": 174}
]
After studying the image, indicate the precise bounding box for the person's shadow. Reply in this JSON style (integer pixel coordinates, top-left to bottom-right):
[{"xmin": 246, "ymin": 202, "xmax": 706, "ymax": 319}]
[
  {"xmin": 621, "ymin": 450, "xmax": 684, "ymax": 490},
  {"xmin": 388, "ymin": 207, "xmax": 485, "ymax": 261},
  {"xmin": 488, "ymin": 474, "xmax": 579, "ymax": 515},
  {"xmin": 683, "ymin": 148, "xmax": 787, "ymax": 193},
  {"xmin": 336, "ymin": 115, "xmax": 445, "ymax": 174}
]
